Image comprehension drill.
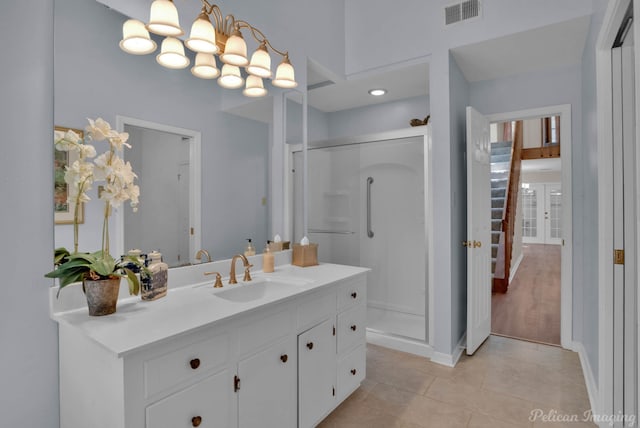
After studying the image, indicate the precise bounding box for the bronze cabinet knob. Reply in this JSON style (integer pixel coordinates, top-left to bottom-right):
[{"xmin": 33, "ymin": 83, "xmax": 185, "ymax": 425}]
[
  {"xmin": 351, "ymin": 292, "xmax": 357, "ymax": 299},
  {"xmin": 350, "ymin": 369, "xmax": 357, "ymax": 375},
  {"xmin": 280, "ymin": 354, "xmax": 288, "ymax": 363},
  {"xmin": 192, "ymin": 416, "xmax": 202, "ymax": 427},
  {"xmin": 306, "ymin": 342, "xmax": 314, "ymax": 350},
  {"xmin": 189, "ymin": 358, "xmax": 201, "ymax": 370},
  {"xmin": 350, "ymin": 325, "xmax": 357, "ymax": 331}
]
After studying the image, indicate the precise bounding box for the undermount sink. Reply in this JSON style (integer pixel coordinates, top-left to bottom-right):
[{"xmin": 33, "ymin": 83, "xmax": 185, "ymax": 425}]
[{"xmin": 213, "ymin": 279, "xmax": 300, "ymax": 303}]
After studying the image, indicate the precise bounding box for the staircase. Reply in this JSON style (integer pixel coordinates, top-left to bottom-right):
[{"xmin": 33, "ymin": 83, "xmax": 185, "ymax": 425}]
[{"xmin": 490, "ymin": 141, "xmax": 512, "ymax": 275}]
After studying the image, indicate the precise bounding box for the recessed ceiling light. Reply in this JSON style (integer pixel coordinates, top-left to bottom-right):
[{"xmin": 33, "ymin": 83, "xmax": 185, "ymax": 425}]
[{"xmin": 368, "ymin": 88, "xmax": 387, "ymax": 96}]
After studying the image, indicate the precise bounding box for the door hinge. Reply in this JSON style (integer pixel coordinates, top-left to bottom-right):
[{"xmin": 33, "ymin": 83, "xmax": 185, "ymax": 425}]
[
  {"xmin": 190, "ymin": 227, "xmax": 195, "ymax": 236},
  {"xmin": 562, "ymin": 239, "xmax": 565, "ymax": 246},
  {"xmin": 614, "ymin": 249, "xmax": 625, "ymax": 265},
  {"xmin": 234, "ymin": 375, "xmax": 241, "ymax": 392},
  {"xmin": 332, "ymin": 387, "xmax": 335, "ymax": 397},
  {"xmin": 333, "ymin": 325, "xmax": 336, "ymax": 336}
]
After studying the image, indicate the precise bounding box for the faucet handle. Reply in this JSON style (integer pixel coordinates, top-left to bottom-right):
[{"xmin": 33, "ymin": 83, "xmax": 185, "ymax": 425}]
[
  {"xmin": 243, "ymin": 264, "xmax": 253, "ymax": 282},
  {"xmin": 204, "ymin": 271, "xmax": 224, "ymax": 288}
]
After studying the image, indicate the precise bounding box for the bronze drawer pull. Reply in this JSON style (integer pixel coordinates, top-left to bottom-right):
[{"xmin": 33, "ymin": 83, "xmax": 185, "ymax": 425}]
[
  {"xmin": 189, "ymin": 358, "xmax": 201, "ymax": 370},
  {"xmin": 280, "ymin": 354, "xmax": 288, "ymax": 363},
  {"xmin": 351, "ymin": 369, "xmax": 357, "ymax": 375},
  {"xmin": 350, "ymin": 325, "xmax": 357, "ymax": 331},
  {"xmin": 307, "ymin": 342, "xmax": 314, "ymax": 350},
  {"xmin": 351, "ymin": 292, "xmax": 357, "ymax": 299},
  {"xmin": 192, "ymin": 416, "xmax": 202, "ymax": 427}
]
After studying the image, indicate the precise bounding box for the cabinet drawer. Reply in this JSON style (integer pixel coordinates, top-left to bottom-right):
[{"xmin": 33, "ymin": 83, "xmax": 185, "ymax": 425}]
[
  {"xmin": 337, "ymin": 344, "xmax": 366, "ymax": 401},
  {"xmin": 337, "ymin": 274, "xmax": 366, "ymax": 312},
  {"xmin": 237, "ymin": 308, "xmax": 293, "ymax": 356},
  {"xmin": 144, "ymin": 333, "xmax": 229, "ymax": 398},
  {"xmin": 337, "ymin": 303, "xmax": 366, "ymax": 354},
  {"xmin": 296, "ymin": 289, "xmax": 336, "ymax": 332},
  {"xmin": 146, "ymin": 369, "xmax": 231, "ymax": 428}
]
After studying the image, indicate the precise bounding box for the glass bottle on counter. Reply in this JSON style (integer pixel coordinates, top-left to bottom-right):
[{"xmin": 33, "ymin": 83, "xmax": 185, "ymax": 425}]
[{"xmin": 141, "ymin": 251, "xmax": 168, "ymax": 301}]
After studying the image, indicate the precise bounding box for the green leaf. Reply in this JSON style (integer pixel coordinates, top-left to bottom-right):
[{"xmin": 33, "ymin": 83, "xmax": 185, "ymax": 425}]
[
  {"xmin": 90, "ymin": 257, "xmax": 116, "ymax": 278},
  {"xmin": 124, "ymin": 268, "xmax": 140, "ymax": 296}
]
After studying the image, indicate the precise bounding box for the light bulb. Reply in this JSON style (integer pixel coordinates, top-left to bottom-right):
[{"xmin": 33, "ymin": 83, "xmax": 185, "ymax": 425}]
[
  {"xmin": 246, "ymin": 43, "xmax": 272, "ymax": 78},
  {"xmin": 146, "ymin": 0, "xmax": 184, "ymax": 37},
  {"xmin": 243, "ymin": 75, "xmax": 267, "ymax": 97},
  {"xmin": 191, "ymin": 53, "xmax": 220, "ymax": 79},
  {"xmin": 272, "ymin": 55, "xmax": 297, "ymax": 88},
  {"xmin": 156, "ymin": 37, "xmax": 189, "ymax": 69},
  {"xmin": 218, "ymin": 64, "xmax": 244, "ymax": 89},
  {"xmin": 185, "ymin": 11, "xmax": 217, "ymax": 54},
  {"xmin": 119, "ymin": 19, "xmax": 157, "ymax": 55},
  {"xmin": 220, "ymin": 28, "xmax": 248, "ymax": 66}
]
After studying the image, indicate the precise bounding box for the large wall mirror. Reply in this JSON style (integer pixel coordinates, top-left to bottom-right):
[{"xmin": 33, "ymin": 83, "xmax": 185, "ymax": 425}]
[{"xmin": 53, "ymin": 0, "xmax": 275, "ymax": 266}]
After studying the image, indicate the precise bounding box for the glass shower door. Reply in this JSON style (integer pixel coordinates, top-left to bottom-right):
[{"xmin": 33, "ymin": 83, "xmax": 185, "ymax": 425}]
[{"xmin": 294, "ymin": 136, "xmax": 426, "ymax": 341}]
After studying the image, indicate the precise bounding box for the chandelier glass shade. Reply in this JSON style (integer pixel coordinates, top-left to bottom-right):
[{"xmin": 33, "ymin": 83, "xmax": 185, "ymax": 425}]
[{"xmin": 120, "ymin": 0, "xmax": 297, "ymax": 97}]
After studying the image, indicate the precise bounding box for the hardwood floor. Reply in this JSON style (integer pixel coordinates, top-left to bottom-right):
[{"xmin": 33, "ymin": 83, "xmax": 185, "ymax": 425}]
[{"xmin": 491, "ymin": 244, "xmax": 561, "ymax": 345}]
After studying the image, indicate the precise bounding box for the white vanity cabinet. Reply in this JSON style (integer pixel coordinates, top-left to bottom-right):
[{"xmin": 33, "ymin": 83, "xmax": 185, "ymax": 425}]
[{"xmin": 55, "ymin": 266, "xmax": 368, "ymax": 428}]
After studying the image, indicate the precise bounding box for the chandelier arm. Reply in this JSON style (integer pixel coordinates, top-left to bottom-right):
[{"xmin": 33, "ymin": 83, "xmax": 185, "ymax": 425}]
[{"xmin": 236, "ymin": 20, "xmax": 288, "ymax": 58}]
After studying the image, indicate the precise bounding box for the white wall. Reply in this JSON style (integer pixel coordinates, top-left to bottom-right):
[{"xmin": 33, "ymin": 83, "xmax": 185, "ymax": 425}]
[
  {"xmin": 326, "ymin": 95, "xmax": 430, "ymax": 140},
  {"xmin": 448, "ymin": 54, "xmax": 470, "ymax": 349},
  {"xmin": 0, "ymin": 1, "xmax": 60, "ymax": 427},
  {"xmin": 54, "ymin": 0, "xmax": 269, "ymax": 261}
]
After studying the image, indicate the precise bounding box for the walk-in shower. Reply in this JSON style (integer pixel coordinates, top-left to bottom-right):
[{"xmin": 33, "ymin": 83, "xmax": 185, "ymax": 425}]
[{"xmin": 293, "ymin": 129, "xmax": 430, "ymax": 354}]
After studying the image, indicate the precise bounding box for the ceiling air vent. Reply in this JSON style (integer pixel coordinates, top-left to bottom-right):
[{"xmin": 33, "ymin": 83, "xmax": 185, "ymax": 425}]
[{"xmin": 445, "ymin": 0, "xmax": 481, "ymax": 26}]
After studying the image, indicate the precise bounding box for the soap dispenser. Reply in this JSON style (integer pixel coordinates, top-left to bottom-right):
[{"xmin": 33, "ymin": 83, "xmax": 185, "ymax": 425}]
[
  {"xmin": 262, "ymin": 241, "xmax": 274, "ymax": 273},
  {"xmin": 244, "ymin": 238, "xmax": 256, "ymax": 257}
]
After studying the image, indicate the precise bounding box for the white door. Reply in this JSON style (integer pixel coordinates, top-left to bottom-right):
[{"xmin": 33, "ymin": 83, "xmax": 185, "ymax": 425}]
[
  {"xmin": 612, "ymin": 36, "xmax": 637, "ymax": 426},
  {"xmin": 522, "ymin": 183, "xmax": 562, "ymax": 245},
  {"xmin": 466, "ymin": 106, "xmax": 492, "ymax": 355}
]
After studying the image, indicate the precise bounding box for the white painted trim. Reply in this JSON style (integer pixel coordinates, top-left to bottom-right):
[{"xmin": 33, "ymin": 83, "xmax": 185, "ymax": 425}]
[
  {"xmin": 574, "ymin": 341, "xmax": 601, "ymax": 418},
  {"xmin": 114, "ymin": 116, "xmax": 202, "ymax": 264},
  {"xmin": 431, "ymin": 333, "xmax": 466, "ymax": 367},
  {"xmin": 366, "ymin": 330, "xmax": 433, "ymax": 358},
  {"xmin": 508, "ymin": 253, "xmax": 524, "ymax": 283},
  {"xmin": 486, "ymin": 104, "xmax": 573, "ymax": 350},
  {"xmin": 595, "ymin": 0, "xmax": 632, "ymax": 417}
]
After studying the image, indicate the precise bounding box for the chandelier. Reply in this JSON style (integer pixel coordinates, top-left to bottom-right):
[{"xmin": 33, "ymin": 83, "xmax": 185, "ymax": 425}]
[{"xmin": 119, "ymin": 0, "xmax": 298, "ymax": 97}]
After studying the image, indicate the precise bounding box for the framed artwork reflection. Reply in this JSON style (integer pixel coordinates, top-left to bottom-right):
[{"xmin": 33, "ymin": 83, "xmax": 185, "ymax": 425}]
[{"xmin": 54, "ymin": 126, "xmax": 84, "ymax": 225}]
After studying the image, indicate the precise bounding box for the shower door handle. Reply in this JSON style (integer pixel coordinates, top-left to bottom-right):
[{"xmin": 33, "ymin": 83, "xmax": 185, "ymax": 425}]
[{"xmin": 367, "ymin": 177, "xmax": 374, "ymax": 238}]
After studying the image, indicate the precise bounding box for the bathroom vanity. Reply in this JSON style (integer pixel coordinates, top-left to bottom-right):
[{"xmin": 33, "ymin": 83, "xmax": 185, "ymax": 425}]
[{"xmin": 51, "ymin": 259, "xmax": 368, "ymax": 428}]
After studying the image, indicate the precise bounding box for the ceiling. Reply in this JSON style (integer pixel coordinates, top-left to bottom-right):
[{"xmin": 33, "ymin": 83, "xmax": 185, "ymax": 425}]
[
  {"xmin": 307, "ymin": 62, "xmax": 430, "ymax": 113},
  {"xmin": 450, "ymin": 15, "xmax": 591, "ymax": 83}
]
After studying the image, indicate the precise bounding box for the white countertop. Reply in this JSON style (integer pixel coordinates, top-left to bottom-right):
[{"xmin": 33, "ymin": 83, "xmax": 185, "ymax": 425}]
[{"xmin": 52, "ymin": 263, "xmax": 368, "ymax": 357}]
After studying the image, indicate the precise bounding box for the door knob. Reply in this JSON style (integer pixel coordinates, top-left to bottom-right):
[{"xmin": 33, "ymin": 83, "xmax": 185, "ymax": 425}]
[
  {"xmin": 462, "ymin": 241, "xmax": 470, "ymax": 247},
  {"xmin": 473, "ymin": 240, "xmax": 482, "ymax": 248},
  {"xmin": 280, "ymin": 354, "xmax": 288, "ymax": 363},
  {"xmin": 306, "ymin": 342, "xmax": 314, "ymax": 350}
]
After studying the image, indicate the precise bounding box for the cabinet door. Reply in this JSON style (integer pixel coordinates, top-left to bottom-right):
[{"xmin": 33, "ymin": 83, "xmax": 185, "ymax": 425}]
[
  {"xmin": 298, "ymin": 318, "xmax": 336, "ymax": 428},
  {"xmin": 238, "ymin": 336, "xmax": 297, "ymax": 428},
  {"xmin": 146, "ymin": 369, "xmax": 231, "ymax": 428}
]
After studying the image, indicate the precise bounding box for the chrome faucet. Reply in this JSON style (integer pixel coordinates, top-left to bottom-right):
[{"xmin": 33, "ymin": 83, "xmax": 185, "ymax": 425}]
[
  {"xmin": 229, "ymin": 254, "xmax": 253, "ymax": 284},
  {"xmin": 195, "ymin": 249, "xmax": 212, "ymax": 263}
]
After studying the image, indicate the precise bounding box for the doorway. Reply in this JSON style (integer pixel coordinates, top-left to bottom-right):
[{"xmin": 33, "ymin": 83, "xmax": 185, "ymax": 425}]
[{"xmin": 466, "ymin": 105, "xmax": 573, "ymax": 351}]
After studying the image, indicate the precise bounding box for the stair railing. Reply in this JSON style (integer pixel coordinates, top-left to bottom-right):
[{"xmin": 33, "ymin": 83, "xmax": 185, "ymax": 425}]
[{"xmin": 493, "ymin": 121, "xmax": 523, "ymax": 293}]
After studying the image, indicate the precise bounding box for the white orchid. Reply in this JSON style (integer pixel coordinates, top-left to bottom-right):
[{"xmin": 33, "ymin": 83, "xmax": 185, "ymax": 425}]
[
  {"xmin": 54, "ymin": 129, "xmax": 83, "ymax": 152},
  {"xmin": 85, "ymin": 117, "xmax": 112, "ymax": 142},
  {"xmin": 54, "ymin": 118, "xmax": 140, "ymax": 255},
  {"xmin": 107, "ymin": 130, "xmax": 131, "ymax": 150}
]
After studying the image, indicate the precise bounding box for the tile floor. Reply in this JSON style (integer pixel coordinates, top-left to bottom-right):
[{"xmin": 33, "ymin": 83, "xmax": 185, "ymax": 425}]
[{"xmin": 319, "ymin": 336, "xmax": 595, "ymax": 427}]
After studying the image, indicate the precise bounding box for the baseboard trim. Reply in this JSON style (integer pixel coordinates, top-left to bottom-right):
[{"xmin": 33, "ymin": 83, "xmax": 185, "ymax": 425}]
[
  {"xmin": 574, "ymin": 341, "xmax": 599, "ymax": 417},
  {"xmin": 430, "ymin": 333, "xmax": 466, "ymax": 367},
  {"xmin": 509, "ymin": 253, "xmax": 524, "ymax": 283},
  {"xmin": 366, "ymin": 330, "xmax": 432, "ymax": 358}
]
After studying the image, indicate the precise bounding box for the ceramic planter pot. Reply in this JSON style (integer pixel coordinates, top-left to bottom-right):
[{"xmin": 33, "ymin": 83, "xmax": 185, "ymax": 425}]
[{"xmin": 84, "ymin": 277, "xmax": 121, "ymax": 316}]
